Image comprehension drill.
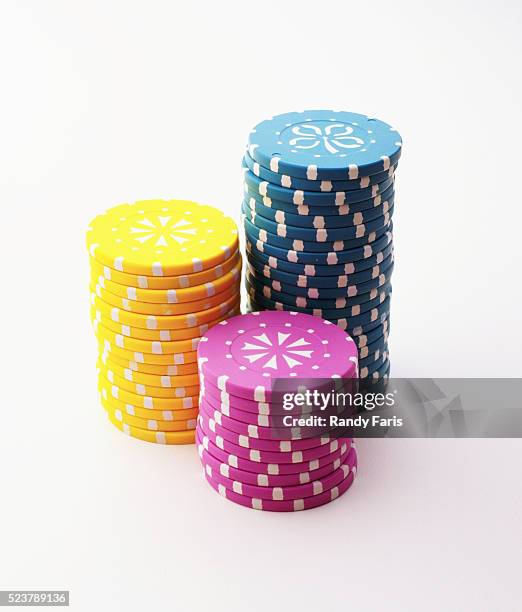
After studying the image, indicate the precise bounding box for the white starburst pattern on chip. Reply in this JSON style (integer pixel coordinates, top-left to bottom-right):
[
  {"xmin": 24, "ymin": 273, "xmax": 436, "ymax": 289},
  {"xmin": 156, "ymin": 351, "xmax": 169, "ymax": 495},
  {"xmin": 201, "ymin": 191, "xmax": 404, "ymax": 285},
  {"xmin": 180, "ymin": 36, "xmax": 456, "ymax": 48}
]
[
  {"xmin": 240, "ymin": 330, "xmax": 314, "ymax": 370},
  {"xmin": 129, "ymin": 215, "xmax": 197, "ymax": 247}
]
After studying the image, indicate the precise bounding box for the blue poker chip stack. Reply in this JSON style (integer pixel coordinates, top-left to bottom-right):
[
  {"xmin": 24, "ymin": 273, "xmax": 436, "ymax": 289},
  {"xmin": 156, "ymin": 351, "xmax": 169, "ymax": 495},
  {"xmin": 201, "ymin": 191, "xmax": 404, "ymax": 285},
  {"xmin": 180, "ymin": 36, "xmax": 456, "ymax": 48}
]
[{"xmin": 241, "ymin": 110, "xmax": 402, "ymax": 385}]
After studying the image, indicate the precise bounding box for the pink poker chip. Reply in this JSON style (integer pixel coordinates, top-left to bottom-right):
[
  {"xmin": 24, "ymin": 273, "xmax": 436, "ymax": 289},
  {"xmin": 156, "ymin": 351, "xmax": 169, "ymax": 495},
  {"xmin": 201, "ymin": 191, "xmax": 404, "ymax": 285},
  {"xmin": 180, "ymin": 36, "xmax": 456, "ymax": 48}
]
[
  {"xmin": 198, "ymin": 412, "xmax": 348, "ymax": 465},
  {"xmin": 198, "ymin": 399, "xmax": 332, "ymax": 452},
  {"xmin": 201, "ymin": 392, "xmax": 289, "ymax": 428},
  {"xmin": 201, "ymin": 376, "xmax": 356, "ymax": 417},
  {"xmin": 196, "ymin": 429, "xmax": 352, "ymax": 476},
  {"xmin": 197, "ymin": 311, "xmax": 358, "ymax": 401},
  {"xmin": 199, "ymin": 397, "xmax": 307, "ymax": 440},
  {"xmin": 201, "ymin": 392, "xmax": 350, "ymax": 440},
  {"xmin": 198, "ymin": 443, "xmax": 353, "ymax": 488},
  {"xmin": 201, "ymin": 447, "xmax": 357, "ymax": 502},
  {"xmin": 201, "ymin": 377, "xmax": 286, "ymax": 415},
  {"xmin": 203, "ymin": 459, "xmax": 356, "ymax": 512}
]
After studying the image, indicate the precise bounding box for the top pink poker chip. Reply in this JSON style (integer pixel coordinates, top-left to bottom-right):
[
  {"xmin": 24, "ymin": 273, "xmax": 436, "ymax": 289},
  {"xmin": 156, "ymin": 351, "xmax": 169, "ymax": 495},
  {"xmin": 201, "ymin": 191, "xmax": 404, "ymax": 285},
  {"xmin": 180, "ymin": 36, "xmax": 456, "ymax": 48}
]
[{"xmin": 197, "ymin": 311, "xmax": 358, "ymax": 402}]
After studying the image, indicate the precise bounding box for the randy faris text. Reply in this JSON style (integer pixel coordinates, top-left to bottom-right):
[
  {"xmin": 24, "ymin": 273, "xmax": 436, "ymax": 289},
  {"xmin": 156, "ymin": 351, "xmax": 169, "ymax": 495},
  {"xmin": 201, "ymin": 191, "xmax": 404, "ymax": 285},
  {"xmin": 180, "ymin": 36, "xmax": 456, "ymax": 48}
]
[{"xmin": 283, "ymin": 414, "xmax": 404, "ymax": 428}]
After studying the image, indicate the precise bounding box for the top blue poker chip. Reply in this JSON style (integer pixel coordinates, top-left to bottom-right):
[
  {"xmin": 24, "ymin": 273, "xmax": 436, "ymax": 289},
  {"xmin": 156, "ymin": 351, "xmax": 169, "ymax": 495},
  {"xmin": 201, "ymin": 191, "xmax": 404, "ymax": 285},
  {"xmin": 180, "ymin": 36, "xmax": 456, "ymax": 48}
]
[{"xmin": 248, "ymin": 110, "xmax": 402, "ymax": 181}]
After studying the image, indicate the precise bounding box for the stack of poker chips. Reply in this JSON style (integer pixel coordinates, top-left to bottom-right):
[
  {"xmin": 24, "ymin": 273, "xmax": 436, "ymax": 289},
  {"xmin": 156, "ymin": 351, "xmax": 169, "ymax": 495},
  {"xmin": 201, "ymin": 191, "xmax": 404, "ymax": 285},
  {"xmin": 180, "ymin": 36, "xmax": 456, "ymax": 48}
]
[
  {"xmin": 242, "ymin": 110, "xmax": 402, "ymax": 384},
  {"xmin": 196, "ymin": 311, "xmax": 359, "ymax": 512},
  {"xmin": 86, "ymin": 199, "xmax": 241, "ymax": 444}
]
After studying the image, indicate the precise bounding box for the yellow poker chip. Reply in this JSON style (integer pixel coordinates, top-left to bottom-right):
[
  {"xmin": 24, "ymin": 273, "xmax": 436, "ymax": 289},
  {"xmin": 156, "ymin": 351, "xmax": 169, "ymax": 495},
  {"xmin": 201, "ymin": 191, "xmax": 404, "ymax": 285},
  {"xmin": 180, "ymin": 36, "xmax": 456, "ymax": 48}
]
[
  {"xmin": 98, "ymin": 370, "xmax": 198, "ymax": 410},
  {"xmin": 93, "ymin": 319, "xmax": 202, "ymax": 354},
  {"xmin": 97, "ymin": 337, "xmax": 198, "ymax": 365},
  {"xmin": 102, "ymin": 397, "xmax": 196, "ymax": 432},
  {"xmin": 98, "ymin": 381, "xmax": 199, "ymax": 420},
  {"xmin": 90, "ymin": 305, "xmax": 238, "ymax": 341},
  {"xmin": 90, "ymin": 250, "xmax": 241, "ymax": 290},
  {"xmin": 100, "ymin": 352, "xmax": 200, "ymax": 387},
  {"xmin": 98, "ymin": 350, "xmax": 200, "ymax": 376},
  {"xmin": 91, "ymin": 291, "xmax": 240, "ymax": 330},
  {"xmin": 98, "ymin": 361, "xmax": 200, "ymax": 399},
  {"xmin": 91, "ymin": 307, "xmax": 205, "ymax": 341},
  {"xmin": 86, "ymin": 200, "xmax": 239, "ymax": 277},
  {"xmin": 91, "ymin": 281, "xmax": 239, "ymax": 316},
  {"xmin": 91, "ymin": 258, "xmax": 241, "ymax": 304},
  {"xmin": 105, "ymin": 407, "xmax": 196, "ymax": 445}
]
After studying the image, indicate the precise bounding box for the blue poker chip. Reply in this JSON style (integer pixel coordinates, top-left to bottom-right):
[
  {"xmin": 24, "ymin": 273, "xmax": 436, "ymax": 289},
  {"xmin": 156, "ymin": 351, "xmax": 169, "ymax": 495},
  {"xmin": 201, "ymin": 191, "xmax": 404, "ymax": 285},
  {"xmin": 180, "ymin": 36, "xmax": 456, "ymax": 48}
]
[
  {"xmin": 246, "ymin": 271, "xmax": 393, "ymax": 312},
  {"xmin": 245, "ymin": 222, "xmax": 393, "ymax": 265},
  {"xmin": 248, "ymin": 282, "xmax": 392, "ymax": 319},
  {"xmin": 246, "ymin": 240, "xmax": 394, "ymax": 276},
  {"xmin": 359, "ymin": 353, "xmax": 389, "ymax": 381},
  {"xmin": 360, "ymin": 356, "xmax": 390, "ymax": 380},
  {"xmin": 348, "ymin": 316, "xmax": 390, "ymax": 340},
  {"xmin": 358, "ymin": 330, "xmax": 389, "ymax": 360},
  {"xmin": 349, "ymin": 315, "xmax": 390, "ymax": 338},
  {"xmin": 242, "ymin": 200, "xmax": 394, "ymax": 242},
  {"xmin": 354, "ymin": 317, "xmax": 390, "ymax": 349},
  {"xmin": 246, "ymin": 292, "xmax": 391, "ymax": 324},
  {"xmin": 244, "ymin": 181, "xmax": 394, "ymax": 218},
  {"xmin": 244, "ymin": 168, "xmax": 394, "ymax": 206},
  {"xmin": 246, "ymin": 276, "xmax": 391, "ymax": 310},
  {"xmin": 243, "ymin": 152, "xmax": 397, "ymax": 193},
  {"xmin": 359, "ymin": 342, "xmax": 388, "ymax": 369},
  {"xmin": 247, "ymin": 251, "xmax": 394, "ymax": 289},
  {"xmin": 250, "ymin": 293, "xmax": 391, "ymax": 333},
  {"xmin": 248, "ymin": 110, "xmax": 402, "ymax": 180},
  {"xmin": 246, "ymin": 258, "xmax": 394, "ymax": 298},
  {"xmin": 246, "ymin": 264, "xmax": 394, "ymax": 300},
  {"xmin": 359, "ymin": 364, "xmax": 390, "ymax": 388},
  {"xmin": 244, "ymin": 187, "xmax": 394, "ymax": 229},
  {"xmin": 243, "ymin": 215, "xmax": 391, "ymax": 253},
  {"xmin": 360, "ymin": 356, "xmax": 389, "ymax": 379},
  {"xmin": 334, "ymin": 307, "xmax": 390, "ymax": 337}
]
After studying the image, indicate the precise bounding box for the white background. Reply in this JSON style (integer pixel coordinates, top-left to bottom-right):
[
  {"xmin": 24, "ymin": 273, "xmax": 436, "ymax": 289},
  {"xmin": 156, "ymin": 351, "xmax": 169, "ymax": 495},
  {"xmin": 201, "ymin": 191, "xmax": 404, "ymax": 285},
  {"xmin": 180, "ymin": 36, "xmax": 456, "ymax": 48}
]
[{"xmin": 0, "ymin": 1, "xmax": 521, "ymax": 610}]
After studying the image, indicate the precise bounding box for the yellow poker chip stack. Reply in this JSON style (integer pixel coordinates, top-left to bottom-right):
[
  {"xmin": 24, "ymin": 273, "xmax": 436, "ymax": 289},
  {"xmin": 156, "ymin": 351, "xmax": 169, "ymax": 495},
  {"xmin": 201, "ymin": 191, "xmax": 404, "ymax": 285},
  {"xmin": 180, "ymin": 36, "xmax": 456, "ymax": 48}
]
[{"xmin": 86, "ymin": 199, "xmax": 241, "ymax": 444}]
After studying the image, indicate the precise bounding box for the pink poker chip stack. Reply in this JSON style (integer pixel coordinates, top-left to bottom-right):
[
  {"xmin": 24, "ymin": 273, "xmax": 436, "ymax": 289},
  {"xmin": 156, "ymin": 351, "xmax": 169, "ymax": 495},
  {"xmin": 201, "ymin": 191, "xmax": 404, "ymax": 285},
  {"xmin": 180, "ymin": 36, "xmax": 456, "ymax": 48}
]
[{"xmin": 196, "ymin": 310, "xmax": 359, "ymax": 512}]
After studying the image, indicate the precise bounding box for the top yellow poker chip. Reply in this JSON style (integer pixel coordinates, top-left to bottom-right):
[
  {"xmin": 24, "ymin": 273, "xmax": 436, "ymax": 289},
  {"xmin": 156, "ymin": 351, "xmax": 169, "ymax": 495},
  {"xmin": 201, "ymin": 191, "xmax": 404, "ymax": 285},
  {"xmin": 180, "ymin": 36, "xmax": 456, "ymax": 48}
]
[{"xmin": 87, "ymin": 200, "xmax": 239, "ymax": 276}]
